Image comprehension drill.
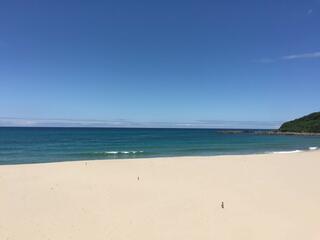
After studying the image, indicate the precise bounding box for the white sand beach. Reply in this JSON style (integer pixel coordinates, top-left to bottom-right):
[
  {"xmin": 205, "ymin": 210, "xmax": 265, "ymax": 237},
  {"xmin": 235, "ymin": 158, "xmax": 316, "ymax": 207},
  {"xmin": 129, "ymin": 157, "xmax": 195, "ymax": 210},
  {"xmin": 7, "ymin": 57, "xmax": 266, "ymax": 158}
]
[{"xmin": 1, "ymin": 151, "xmax": 320, "ymax": 240}]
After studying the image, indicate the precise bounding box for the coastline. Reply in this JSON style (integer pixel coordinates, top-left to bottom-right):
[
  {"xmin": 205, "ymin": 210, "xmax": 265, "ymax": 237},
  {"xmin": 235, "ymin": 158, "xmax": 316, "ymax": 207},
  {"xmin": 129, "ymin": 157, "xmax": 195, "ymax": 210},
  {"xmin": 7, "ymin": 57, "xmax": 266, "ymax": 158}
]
[
  {"xmin": 219, "ymin": 129, "xmax": 320, "ymax": 136},
  {"xmin": 0, "ymin": 147, "xmax": 318, "ymax": 166},
  {"xmin": 262, "ymin": 131, "xmax": 320, "ymax": 136},
  {"xmin": 1, "ymin": 150, "xmax": 320, "ymax": 239}
]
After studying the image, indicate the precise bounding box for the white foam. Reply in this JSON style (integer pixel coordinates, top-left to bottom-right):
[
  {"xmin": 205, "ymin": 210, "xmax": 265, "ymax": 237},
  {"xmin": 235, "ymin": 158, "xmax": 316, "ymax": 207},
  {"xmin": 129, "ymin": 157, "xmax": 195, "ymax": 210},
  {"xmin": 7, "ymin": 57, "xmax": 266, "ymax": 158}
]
[
  {"xmin": 105, "ymin": 151, "xmax": 119, "ymax": 154},
  {"xmin": 309, "ymin": 147, "xmax": 318, "ymax": 150},
  {"xmin": 272, "ymin": 150, "xmax": 303, "ymax": 154},
  {"xmin": 102, "ymin": 150, "xmax": 144, "ymax": 155}
]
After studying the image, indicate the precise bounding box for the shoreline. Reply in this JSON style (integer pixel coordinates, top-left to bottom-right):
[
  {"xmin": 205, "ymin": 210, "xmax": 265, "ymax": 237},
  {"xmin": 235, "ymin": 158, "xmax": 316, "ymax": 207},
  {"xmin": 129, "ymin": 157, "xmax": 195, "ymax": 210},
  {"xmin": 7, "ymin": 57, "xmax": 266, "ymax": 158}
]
[
  {"xmin": 219, "ymin": 129, "xmax": 320, "ymax": 136},
  {"xmin": 262, "ymin": 131, "xmax": 320, "ymax": 136},
  {"xmin": 0, "ymin": 148, "xmax": 319, "ymax": 166}
]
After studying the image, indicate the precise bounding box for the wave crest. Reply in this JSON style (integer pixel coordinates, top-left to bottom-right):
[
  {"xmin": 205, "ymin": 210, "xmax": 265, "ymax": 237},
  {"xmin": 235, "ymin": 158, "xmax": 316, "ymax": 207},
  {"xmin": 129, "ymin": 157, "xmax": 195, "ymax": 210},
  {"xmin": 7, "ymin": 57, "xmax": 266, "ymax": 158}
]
[
  {"xmin": 272, "ymin": 150, "xmax": 303, "ymax": 154},
  {"xmin": 95, "ymin": 150, "xmax": 144, "ymax": 155}
]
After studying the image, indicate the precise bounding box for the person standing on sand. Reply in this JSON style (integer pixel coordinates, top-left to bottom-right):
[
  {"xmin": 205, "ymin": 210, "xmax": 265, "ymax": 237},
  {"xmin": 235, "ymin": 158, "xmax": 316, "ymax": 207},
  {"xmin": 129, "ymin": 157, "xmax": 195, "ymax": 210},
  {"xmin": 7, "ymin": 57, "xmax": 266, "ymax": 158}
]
[{"xmin": 221, "ymin": 201, "xmax": 224, "ymax": 209}]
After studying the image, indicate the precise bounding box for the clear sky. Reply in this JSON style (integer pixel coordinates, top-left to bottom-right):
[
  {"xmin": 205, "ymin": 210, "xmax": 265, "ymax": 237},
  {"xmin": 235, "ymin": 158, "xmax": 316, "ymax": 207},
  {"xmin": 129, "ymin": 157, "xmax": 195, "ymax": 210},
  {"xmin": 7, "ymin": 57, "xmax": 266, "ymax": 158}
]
[{"xmin": 0, "ymin": 0, "xmax": 319, "ymax": 128}]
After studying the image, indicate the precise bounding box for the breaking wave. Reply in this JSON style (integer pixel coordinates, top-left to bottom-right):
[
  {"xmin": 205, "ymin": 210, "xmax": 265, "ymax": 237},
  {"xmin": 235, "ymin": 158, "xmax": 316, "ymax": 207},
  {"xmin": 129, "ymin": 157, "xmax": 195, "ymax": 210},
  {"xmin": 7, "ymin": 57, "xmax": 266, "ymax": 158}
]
[
  {"xmin": 271, "ymin": 150, "xmax": 303, "ymax": 154},
  {"xmin": 94, "ymin": 150, "xmax": 144, "ymax": 155}
]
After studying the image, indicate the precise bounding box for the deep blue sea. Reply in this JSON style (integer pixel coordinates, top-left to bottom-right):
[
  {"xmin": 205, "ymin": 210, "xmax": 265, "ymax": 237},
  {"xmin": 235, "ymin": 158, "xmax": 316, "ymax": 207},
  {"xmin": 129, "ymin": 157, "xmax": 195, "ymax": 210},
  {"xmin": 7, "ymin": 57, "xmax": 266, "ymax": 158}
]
[{"xmin": 0, "ymin": 127, "xmax": 319, "ymax": 164}]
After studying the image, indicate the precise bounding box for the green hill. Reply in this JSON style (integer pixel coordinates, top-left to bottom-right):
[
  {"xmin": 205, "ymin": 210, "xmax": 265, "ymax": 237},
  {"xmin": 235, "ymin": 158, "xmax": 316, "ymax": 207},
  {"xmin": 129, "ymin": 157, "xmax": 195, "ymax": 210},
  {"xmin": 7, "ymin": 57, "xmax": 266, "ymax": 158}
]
[{"xmin": 279, "ymin": 112, "xmax": 320, "ymax": 133}]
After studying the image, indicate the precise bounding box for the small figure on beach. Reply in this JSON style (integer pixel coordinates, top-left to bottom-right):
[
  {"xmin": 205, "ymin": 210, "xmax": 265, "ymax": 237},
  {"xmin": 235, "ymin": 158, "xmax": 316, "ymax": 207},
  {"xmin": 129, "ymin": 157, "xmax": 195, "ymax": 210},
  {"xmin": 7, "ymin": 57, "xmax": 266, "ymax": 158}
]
[
  {"xmin": 221, "ymin": 201, "xmax": 224, "ymax": 209},
  {"xmin": 137, "ymin": 176, "xmax": 139, "ymax": 181}
]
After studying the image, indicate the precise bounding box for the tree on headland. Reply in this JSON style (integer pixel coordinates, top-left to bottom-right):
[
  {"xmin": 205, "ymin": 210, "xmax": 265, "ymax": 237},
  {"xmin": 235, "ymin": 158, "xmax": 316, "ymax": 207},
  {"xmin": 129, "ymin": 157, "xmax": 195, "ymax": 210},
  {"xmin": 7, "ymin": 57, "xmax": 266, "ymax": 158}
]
[{"xmin": 279, "ymin": 112, "xmax": 320, "ymax": 133}]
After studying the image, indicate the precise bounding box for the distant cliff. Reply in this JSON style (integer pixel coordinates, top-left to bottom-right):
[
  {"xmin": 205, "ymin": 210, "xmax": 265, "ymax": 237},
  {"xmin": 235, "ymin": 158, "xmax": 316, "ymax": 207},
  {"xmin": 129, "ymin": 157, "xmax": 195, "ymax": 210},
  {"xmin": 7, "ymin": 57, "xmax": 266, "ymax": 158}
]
[{"xmin": 279, "ymin": 112, "xmax": 320, "ymax": 133}]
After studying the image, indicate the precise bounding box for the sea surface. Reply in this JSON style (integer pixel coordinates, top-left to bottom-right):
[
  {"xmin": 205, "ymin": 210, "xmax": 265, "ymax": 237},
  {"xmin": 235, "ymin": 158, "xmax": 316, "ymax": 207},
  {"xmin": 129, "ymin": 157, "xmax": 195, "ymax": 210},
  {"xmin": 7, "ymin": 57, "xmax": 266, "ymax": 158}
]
[{"xmin": 0, "ymin": 127, "xmax": 320, "ymax": 164}]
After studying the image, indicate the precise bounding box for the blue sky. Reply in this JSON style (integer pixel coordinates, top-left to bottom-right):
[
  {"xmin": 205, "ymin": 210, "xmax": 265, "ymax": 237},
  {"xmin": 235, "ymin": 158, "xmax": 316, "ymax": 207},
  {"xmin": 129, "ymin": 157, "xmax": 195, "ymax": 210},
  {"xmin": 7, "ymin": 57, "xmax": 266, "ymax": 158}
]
[{"xmin": 0, "ymin": 0, "xmax": 319, "ymax": 128}]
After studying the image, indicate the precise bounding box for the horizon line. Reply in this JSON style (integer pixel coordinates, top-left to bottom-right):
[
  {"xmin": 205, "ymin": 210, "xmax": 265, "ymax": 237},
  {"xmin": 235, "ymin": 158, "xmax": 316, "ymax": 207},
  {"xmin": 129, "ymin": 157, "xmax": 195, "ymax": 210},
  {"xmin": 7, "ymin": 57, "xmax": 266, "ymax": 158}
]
[{"xmin": 0, "ymin": 117, "xmax": 281, "ymax": 129}]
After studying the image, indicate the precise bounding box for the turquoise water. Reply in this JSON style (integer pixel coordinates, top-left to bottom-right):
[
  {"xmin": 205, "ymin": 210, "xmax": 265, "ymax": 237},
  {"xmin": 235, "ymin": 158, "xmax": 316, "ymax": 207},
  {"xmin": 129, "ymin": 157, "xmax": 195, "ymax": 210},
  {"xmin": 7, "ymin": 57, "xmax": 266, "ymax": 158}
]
[{"xmin": 0, "ymin": 127, "xmax": 320, "ymax": 164}]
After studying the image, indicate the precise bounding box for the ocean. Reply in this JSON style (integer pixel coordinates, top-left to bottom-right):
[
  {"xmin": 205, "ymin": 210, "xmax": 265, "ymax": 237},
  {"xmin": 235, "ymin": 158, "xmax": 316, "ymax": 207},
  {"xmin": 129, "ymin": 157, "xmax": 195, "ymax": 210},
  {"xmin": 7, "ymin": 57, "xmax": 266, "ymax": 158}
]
[{"xmin": 0, "ymin": 127, "xmax": 319, "ymax": 164}]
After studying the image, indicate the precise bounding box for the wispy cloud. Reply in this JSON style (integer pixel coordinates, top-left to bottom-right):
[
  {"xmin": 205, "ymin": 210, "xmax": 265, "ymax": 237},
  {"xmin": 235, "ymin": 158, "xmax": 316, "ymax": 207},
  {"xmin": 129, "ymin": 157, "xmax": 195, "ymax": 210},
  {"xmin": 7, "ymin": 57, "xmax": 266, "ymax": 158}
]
[
  {"xmin": 0, "ymin": 117, "xmax": 281, "ymax": 129},
  {"xmin": 0, "ymin": 118, "xmax": 138, "ymax": 128},
  {"xmin": 191, "ymin": 120, "xmax": 281, "ymax": 129},
  {"xmin": 307, "ymin": 9, "xmax": 313, "ymax": 15},
  {"xmin": 281, "ymin": 51, "xmax": 320, "ymax": 60},
  {"xmin": 257, "ymin": 51, "xmax": 320, "ymax": 63}
]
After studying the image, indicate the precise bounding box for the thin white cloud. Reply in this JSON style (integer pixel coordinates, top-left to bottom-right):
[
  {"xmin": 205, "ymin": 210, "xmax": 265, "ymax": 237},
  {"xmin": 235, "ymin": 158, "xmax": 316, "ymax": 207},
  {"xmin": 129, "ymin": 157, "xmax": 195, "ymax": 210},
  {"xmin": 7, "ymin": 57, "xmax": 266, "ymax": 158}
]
[
  {"xmin": 0, "ymin": 117, "xmax": 281, "ymax": 129},
  {"xmin": 257, "ymin": 51, "xmax": 320, "ymax": 63},
  {"xmin": 307, "ymin": 9, "xmax": 313, "ymax": 15},
  {"xmin": 282, "ymin": 51, "xmax": 320, "ymax": 60}
]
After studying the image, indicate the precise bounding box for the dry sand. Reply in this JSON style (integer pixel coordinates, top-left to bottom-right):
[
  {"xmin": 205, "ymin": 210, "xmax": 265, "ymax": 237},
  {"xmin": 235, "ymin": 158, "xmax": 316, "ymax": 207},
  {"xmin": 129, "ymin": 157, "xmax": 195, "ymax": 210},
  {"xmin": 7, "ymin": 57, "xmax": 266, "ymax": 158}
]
[{"xmin": 1, "ymin": 151, "xmax": 320, "ymax": 240}]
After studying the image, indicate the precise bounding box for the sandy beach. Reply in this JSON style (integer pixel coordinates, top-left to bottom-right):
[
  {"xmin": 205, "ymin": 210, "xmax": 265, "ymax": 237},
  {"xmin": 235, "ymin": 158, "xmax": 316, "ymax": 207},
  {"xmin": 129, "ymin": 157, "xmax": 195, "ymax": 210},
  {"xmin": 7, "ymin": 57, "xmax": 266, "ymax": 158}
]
[{"xmin": 1, "ymin": 151, "xmax": 320, "ymax": 240}]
